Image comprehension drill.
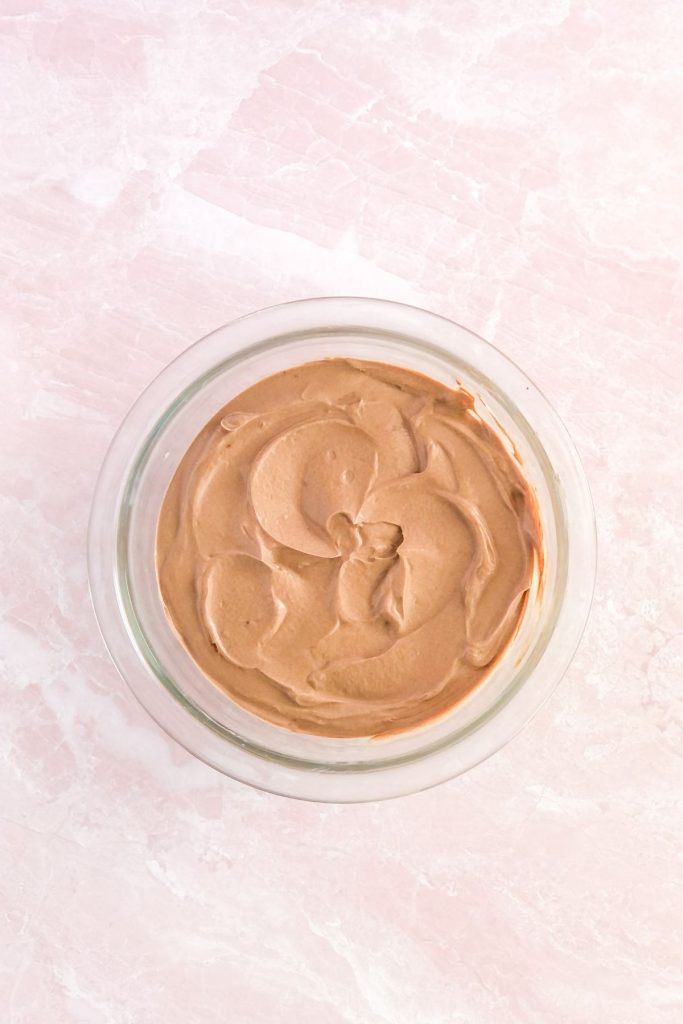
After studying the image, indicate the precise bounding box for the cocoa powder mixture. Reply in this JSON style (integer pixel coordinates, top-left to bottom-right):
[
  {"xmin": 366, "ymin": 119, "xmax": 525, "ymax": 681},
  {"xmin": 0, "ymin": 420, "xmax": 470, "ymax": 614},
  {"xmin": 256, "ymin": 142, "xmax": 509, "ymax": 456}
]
[{"xmin": 156, "ymin": 359, "xmax": 541, "ymax": 737}]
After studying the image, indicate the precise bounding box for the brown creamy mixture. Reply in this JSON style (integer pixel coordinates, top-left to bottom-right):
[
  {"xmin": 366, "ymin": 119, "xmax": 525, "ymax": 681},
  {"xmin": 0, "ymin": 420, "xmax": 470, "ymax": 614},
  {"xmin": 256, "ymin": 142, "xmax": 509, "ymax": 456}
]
[{"xmin": 156, "ymin": 359, "xmax": 542, "ymax": 737}]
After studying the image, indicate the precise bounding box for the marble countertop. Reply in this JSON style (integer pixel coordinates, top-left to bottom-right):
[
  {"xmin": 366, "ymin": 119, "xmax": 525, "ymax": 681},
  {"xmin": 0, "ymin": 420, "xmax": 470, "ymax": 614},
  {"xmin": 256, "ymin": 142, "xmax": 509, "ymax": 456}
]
[{"xmin": 1, "ymin": 2, "xmax": 681, "ymax": 1021}]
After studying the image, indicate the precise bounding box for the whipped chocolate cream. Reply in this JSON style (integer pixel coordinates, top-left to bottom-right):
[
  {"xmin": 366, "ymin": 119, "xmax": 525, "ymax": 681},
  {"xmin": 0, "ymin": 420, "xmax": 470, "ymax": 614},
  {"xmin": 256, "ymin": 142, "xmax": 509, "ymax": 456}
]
[{"xmin": 156, "ymin": 359, "xmax": 542, "ymax": 737}]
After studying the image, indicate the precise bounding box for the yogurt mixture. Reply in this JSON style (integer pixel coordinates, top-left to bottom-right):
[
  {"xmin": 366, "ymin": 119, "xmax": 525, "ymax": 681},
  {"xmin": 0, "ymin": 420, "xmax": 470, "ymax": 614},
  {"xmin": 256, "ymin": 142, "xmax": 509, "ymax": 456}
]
[{"xmin": 156, "ymin": 359, "xmax": 542, "ymax": 737}]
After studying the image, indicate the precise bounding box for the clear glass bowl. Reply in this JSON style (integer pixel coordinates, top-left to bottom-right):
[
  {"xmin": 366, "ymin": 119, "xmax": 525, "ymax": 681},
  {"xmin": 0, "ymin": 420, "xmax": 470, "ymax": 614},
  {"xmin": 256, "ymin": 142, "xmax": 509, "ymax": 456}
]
[{"xmin": 88, "ymin": 298, "xmax": 595, "ymax": 801}]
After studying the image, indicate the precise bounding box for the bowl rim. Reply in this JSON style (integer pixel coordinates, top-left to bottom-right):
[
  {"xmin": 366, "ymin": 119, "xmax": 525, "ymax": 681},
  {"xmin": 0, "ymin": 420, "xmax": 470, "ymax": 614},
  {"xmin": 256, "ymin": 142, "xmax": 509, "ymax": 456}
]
[{"xmin": 88, "ymin": 297, "xmax": 596, "ymax": 801}]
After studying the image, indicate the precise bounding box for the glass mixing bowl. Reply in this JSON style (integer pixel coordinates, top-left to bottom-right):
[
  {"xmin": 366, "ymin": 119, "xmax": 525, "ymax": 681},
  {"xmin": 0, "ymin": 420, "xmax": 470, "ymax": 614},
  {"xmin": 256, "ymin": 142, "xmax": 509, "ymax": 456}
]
[{"xmin": 88, "ymin": 298, "xmax": 595, "ymax": 801}]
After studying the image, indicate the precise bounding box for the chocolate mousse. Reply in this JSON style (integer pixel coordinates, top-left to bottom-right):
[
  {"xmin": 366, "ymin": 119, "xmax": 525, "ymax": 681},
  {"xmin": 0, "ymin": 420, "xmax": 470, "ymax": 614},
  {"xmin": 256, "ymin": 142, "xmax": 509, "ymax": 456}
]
[{"xmin": 156, "ymin": 359, "xmax": 542, "ymax": 737}]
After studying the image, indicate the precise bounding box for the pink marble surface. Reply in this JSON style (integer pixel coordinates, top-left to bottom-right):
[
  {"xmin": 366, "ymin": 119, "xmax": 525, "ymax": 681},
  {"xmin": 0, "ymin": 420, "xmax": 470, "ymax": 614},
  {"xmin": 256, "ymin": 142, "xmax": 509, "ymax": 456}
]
[{"xmin": 2, "ymin": 1, "xmax": 682, "ymax": 1021}]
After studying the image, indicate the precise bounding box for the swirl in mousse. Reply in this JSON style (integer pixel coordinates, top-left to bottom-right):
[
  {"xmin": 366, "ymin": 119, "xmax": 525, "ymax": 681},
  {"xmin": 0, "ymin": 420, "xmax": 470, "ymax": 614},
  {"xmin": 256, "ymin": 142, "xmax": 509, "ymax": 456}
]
[{"xmin": 156, "ymin": 359, "xmax": 542, "ymax": 738}]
